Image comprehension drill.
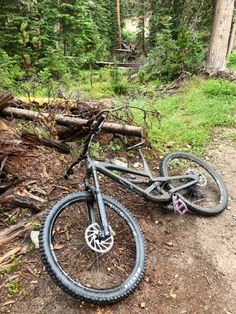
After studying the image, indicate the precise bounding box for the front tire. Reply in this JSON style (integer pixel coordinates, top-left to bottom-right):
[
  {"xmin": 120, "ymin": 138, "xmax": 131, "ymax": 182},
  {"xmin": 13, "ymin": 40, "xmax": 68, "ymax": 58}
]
[
  {"xmin": 160, "ymin": 152, "xmax": 228, "ymax": 216},
  {"xmin": 39, "ymin": 192, "xmax": 146, "ymax": 303}
]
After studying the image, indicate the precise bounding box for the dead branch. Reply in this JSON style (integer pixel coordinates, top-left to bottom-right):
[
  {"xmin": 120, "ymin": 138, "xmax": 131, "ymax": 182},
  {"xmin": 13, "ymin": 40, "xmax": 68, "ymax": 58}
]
[
  {"xmin": 1, "ymin": 106, "xmax": 144, "ymax": 137},
  {"xmin": 0, "ymin": 212, "xmax": 43, "ymax": 247},
  {"xmin": 0, "ymin": 247, "xmax": 21, "ymax": 265},
  {"xmin": 0, "ymin": 93, "xmax": 14, "ymax": 110},
  {"xmin": 21, "ymin": 131, "xmax": 71, "ymax": 153}
]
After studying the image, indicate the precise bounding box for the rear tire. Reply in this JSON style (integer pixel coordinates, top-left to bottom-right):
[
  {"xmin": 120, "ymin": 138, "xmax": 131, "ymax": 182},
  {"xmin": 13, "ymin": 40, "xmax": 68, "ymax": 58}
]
[
  {"xmin": 39, "ymin": 192, "xmax": 146, "ymax": 303},
  {"xmin": 160, "ymin": 152, "xmax": 228, "ymax": 216}
]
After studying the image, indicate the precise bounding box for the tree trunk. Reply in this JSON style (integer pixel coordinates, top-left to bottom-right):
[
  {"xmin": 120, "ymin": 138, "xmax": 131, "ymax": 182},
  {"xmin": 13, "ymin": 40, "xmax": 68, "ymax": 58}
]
[
  {"xmin": 206, "ymin": 0, "xmax": 235, "ymax": 73},
  {"xmin": 117, "ymin": 0, "xmax": 122, "ymax": 49},
  {"xmin": 228, "ymin": 22, "xmax": 236, "ymax": 54}
]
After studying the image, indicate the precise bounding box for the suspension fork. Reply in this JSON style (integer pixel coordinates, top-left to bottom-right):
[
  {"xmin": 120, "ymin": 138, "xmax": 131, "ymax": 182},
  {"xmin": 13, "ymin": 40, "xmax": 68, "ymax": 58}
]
[{"xmin": 84, "ymin": 164, "xmax": 111, "ymax": 238}]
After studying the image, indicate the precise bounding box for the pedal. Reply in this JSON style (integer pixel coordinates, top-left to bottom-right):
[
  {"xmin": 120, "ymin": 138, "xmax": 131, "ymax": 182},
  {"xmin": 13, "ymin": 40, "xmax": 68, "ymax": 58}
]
[{"xmin": 172, "ymin": 195, "xmax": 188, "ymax": 214}]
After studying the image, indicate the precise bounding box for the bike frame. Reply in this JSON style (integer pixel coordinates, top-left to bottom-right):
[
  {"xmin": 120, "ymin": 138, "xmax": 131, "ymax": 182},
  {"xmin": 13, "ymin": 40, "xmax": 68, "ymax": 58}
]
[
  {"xmin": 82, "ymin": 151, "xmax": 198, "ymax": 238},
  {"xmin": 66, "ymin": 114, "xmax": 199, "ymax": 238}
]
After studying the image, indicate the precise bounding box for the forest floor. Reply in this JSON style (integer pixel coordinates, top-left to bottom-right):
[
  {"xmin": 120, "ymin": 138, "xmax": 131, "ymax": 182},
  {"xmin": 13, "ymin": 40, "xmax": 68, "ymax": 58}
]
[{"xmin": 0, "ymin": 127, "xmax": 236, "ymax": 314}]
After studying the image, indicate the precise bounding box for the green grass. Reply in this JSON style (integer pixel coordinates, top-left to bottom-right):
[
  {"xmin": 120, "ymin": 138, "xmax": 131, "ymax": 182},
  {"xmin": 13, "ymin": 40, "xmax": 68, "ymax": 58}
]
[
  {"xmin": 129, "ymin": 77, "xmax": 236, "ymax": 153},
  {"xmin": 16, "ymin": 67, "xmax": 129, "ymax": 101},
  {"xmin": 227, "ymin": 52, "xmax": 236, "ymax": 71},
  {"xmin": 0, "ymin": 255, "xmax": 21, "ymax": 273},
  {"xmin": 6, "ymin": 279, "xmax": 22, "ymax": 295},
  {"xmin": 15, "ymin": 69, "xmax": 236, "ymax": 153}
]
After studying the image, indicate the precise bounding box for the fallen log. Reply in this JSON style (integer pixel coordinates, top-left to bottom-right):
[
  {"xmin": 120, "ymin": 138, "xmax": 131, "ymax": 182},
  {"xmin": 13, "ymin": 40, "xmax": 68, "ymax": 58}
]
[
  {"xmin": 0, "ymin": 185, "xmax": 46, "ymax": 212},
  {"xmin": 95, "ymin": 61, "xmax": 141, "ymax": 68},
  {"xmin": 1, "ymin": 106, "xmax": 144, "ymax": 137}
]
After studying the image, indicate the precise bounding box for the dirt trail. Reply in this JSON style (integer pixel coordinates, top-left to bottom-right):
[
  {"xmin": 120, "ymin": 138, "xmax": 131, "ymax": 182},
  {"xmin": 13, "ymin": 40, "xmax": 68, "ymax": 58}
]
[{"xmin": 1, "ymin": 127, "xmax": 236, "ymax": 314}]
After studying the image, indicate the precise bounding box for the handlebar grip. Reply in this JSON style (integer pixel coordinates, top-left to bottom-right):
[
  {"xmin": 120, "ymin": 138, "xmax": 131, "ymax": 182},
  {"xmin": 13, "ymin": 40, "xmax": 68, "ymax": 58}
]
[
  {"xmin": 92, "ymin": 115, "xmax": 105, "ymax": 132},
  {"xmin": 64, "ymin": 168, "xmax": 74, "ymax": 179},
  {"xmin": 64, "ymin": 157, "xmax": 83, "ymax": 179}
]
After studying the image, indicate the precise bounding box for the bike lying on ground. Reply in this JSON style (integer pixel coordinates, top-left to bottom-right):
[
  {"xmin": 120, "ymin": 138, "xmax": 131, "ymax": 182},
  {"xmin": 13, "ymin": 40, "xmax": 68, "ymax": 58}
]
[{"xmin": 39, "ymin": 109, "xmax": 228, "ymax": 304}]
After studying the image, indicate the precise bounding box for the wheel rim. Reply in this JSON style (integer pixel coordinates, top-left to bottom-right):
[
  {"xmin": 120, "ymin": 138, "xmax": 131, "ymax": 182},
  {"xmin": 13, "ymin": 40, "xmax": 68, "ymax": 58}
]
[
  {"xmin": 49, "ymin": 198, "xmax": 138, "ymax": 290},
  {"xmin": 164, "ymin": 155, "xmax": 223, "ymax": 211}
]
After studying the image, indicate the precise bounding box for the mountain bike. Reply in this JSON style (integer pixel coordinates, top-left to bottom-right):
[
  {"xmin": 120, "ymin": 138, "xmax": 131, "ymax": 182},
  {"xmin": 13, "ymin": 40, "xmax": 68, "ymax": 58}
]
[{"xmin": 39, "ymin": 109, "xmax": 228, "ymax": 304}]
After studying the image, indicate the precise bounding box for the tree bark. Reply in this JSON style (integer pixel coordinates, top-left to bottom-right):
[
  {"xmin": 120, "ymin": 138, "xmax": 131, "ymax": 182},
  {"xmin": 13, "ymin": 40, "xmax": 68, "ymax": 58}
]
[
  {"xmin": 117, "ymin": 0, "xmax": 122, "ymax": 49},
  {"xmin": 228, "ymin": 22, "xmax": 236, "ymax": 54},
  {"xmin": 206, "ymin": 0, "xmax": 235, "ymax": 72},
  {"xmin": 1, "ymin": 106, "xmax": 145, "ymax": 137}
]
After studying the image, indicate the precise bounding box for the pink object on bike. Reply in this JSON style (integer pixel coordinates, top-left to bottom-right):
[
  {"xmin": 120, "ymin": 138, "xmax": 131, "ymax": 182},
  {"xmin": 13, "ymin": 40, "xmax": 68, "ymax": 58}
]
[{"xmin": 173, "ymin": 195, "xmax": 188, "ymax": 214}]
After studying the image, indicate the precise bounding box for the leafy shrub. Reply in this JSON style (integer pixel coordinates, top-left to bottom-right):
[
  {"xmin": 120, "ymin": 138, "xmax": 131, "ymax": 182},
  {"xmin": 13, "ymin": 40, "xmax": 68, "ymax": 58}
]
[
  {"xmin": 227, "ymin": 52, "xmax": 236, "ymax": 70},
  {"xmin": 0, "ymin": 49, "xmax": 23, "ymax": 92},
  {"xmin": 122, "ymin": 28, "xmax": 136, "ymax": 44},
  {"xmin": 148, "ymin": 19, "xmax": 205, "ymax": 80},
  {"xmin": 37, "ymin": 48, "xmax": 69, "ymax": 80},
  {"xmin": 202, "ymin": 79, "xmax": 236, "ymax": 97},
  {"xmin": 110, "ymin": 67, "xmax": 128, "ymax": 95}
]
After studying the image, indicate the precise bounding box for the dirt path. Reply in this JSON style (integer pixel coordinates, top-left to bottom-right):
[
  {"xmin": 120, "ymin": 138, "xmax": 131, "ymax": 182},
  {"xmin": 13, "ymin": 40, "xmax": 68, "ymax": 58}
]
[{"xmin": 1, "ymin": 128, "xmax": 236, "ymax": 314}]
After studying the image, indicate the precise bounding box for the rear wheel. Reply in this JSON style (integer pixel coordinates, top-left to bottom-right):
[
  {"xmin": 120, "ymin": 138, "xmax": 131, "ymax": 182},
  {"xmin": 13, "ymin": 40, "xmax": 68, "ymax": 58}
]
[
  {"xmin": 39, "ymin": 192, "xmax": 146, "ymax": 303},
  {"xmin": 160, "ymin": 152, "xmax": 228, "ymax": 216}
]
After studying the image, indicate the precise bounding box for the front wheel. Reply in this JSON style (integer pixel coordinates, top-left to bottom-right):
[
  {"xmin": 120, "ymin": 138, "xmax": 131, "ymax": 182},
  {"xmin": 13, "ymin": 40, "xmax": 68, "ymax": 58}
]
[
  {"xmin": 160, "ymin": 152, "xmax": 228, "ymax": 216},
  {"xmin": 39, "ymin": 192, "xmax": 146, "ymax": 303}
]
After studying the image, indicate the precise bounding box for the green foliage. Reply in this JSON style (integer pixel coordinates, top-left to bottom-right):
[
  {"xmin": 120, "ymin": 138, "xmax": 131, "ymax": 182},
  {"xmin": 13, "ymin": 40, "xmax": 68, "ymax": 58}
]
[
  {"xmin": 148, "ymin": 20, "xmax": 205, "ymax": 80},
  {"xmin": 202, "ymin": 79, "xmax": 236, "ymax": 97},
  {"xmin": 0, "ymin": 49, "xmax": 23, "ymax": 92},
  {"xmin": 227, "ymin": 52, "xmax": 236, "ymax": 71},
  {"xmin": 130, "ymin": 78, "xmax": 236, "ymax": 153},
  {"xmin": 30, "ymin": 220, "xmax": 41, "ymax": 230},
  {"xmin": 37, "ymin": 48, "xmax": 69, "ymax": 80},
  {"xmin": 110, "ymin": 67, "xmax": 128, "ymax": 95},
  {"xmin": 0, "ymin": 0, "xmax": 215, "ymax": 88},
  {"xmin": 0, "ymin": 0, "xmax": 121, "ymax": 78},
  {"xmin": 6, "ymin": 279, "xmax": 22, "ymax": 295},
  {"xmin": 7, "ymin": 214, "xmax": 17, "ymax": 223},
  {"xmin": 122, "ymin": 29, "xmax": 136, "ymax": 44},
  {"xmin": 91, "ymin": 142, "xmax": 103, "ymax": 158},
  {"xmin": 0, "ymin": 255, "xmax": 21, "ymax": 274}
]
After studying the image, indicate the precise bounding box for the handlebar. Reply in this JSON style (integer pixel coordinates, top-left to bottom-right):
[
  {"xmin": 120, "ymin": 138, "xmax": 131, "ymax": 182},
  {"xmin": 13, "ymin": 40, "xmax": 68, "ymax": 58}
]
[
  {"xmin": 65, "ymin": 107, "xmax": 147, "ymax": 179},
  {"xmin": 65, "ymin": 112, "xmax": 107, "ymax": 179},
  {"xmin": 91, "ymin": 114, "xmax": 106, "ymax": 133}
]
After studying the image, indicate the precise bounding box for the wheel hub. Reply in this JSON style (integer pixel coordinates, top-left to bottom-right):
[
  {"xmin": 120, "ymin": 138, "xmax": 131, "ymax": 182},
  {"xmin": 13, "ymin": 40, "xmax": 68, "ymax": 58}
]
[
  {"xmin": 85, "ymin": 223, "xmax": 114, "ymax": 253},
  {"xmin": 187, "ymin": 169, "xmax": 207, "ymax": 187}
]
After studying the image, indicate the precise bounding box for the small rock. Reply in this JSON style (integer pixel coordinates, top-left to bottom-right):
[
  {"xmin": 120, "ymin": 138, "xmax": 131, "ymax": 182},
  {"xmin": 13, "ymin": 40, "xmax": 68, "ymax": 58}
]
[
  {"xmin": 165, "ymin": 241, "xmax": 174, "ymax": 247},
  {"xmin": 30, "ymin": 231, "xmax": 40, "ymax": 248},
  {"xmin": 170, "ymin": 292, "xmax": 177, "ymax": 299},
  {"xmin": 140, "ymin": 302, "xmax": 146, "ymax": 308}
]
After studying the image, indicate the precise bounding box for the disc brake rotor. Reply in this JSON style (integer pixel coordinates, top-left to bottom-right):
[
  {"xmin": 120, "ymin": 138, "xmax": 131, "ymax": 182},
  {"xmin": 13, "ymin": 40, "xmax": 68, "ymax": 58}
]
[
  {"xmin": 85, "ymin": 223, "xmax": 114, "ymax": 253},
  {"xmin": 187, "ymin": 169, "xmax": 207, "ymax": 187}
]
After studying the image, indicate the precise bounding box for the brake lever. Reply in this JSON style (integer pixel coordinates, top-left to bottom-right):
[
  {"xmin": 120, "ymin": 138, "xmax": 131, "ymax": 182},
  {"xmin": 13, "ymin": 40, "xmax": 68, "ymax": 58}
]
[{"xmin": 64, "ymin": 168, "xmax": 75, "ymax": 180}]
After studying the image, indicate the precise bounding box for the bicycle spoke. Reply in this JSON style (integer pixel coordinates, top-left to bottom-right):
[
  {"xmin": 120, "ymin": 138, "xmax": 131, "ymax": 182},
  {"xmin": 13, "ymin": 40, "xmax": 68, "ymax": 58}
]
[{"xmin": 50, "ymin": 198, "xmax": 138, "ymax": 289}]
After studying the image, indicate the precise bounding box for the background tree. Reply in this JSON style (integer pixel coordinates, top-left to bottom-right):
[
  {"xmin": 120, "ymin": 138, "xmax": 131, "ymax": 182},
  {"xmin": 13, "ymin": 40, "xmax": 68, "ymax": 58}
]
[{"xmin": 206, "ymin": 0, "xmax": 235, "ymax": 73}]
